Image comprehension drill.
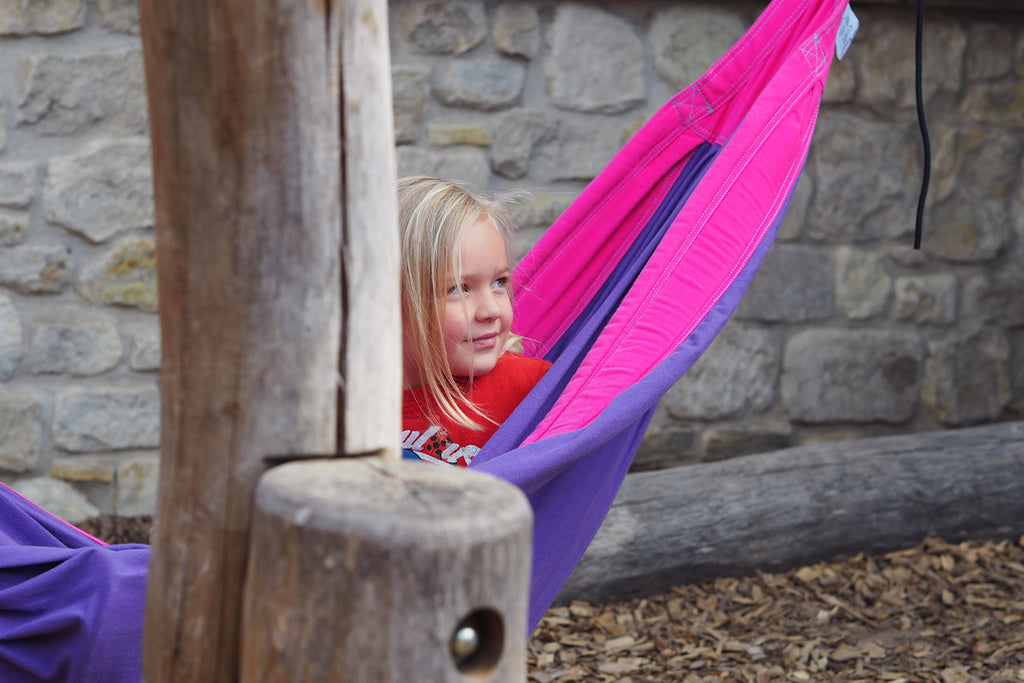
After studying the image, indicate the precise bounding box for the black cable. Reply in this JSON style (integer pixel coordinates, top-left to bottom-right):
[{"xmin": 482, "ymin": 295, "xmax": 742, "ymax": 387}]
[{"xmin": 913, "ymin": 0, "xmax": 930, "ymax": 249}]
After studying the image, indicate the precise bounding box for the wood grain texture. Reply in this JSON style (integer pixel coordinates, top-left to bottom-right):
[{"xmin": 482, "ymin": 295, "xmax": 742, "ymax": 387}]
[
  {"xmin": 337, "ymin": 0, "xmax": 402, "ymax": 458},
  {"xmin": 138, "ymin": 0, "xmax": 341, "ymax": 679},
  {"xmin": 559, "ymin": 421, "xmax": 1024, "ymax": 605},
  {"xmin": 240, "ymin": 458, "xmax": 533, "ymax": 682}
]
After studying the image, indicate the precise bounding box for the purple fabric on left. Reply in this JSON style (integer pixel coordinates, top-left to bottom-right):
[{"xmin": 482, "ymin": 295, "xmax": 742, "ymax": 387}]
[{"xmin": 0, "ymin": 482, "xmax": 148, "ymax": 683}]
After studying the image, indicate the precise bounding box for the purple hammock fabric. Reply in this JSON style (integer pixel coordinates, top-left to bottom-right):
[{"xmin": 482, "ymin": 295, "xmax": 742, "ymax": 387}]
[
  {"xmin": 0, "ymin": 0, "xmax": 847, "ymax": 676},
  {"xmin": 0, "ymin": 483, "xmax": 148, "ymax": 682}
]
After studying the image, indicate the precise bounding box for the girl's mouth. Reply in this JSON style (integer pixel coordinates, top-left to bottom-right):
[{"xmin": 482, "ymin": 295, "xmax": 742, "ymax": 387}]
[{"xmin": 471, "ymin": 332, "xmax": 499, "ymax": 350}]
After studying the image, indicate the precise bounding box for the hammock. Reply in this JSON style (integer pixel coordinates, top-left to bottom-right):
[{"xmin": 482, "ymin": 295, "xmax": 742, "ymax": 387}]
[
  {"xmin": 475, "ymin": 0, "xmax": 849, "ymax": 628},
  {"xmin": 0, "ymin": 0, "xmax": 848, "ymax": 677}
]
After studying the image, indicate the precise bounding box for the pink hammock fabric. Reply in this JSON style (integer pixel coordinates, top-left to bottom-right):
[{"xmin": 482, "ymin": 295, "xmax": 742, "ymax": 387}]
[
  {"xmin": 0, "ymin": 0, "xmax": 848, "ymax": 677},
  {"xmin": 519, "ymin": 0, "xmax": 842, "ymax": 435}
]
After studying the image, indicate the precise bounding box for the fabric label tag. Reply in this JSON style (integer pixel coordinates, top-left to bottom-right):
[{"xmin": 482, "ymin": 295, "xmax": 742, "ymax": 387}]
[{"xmin": 835, "ymin": 4, "xmax": 859, "ymax": 60}]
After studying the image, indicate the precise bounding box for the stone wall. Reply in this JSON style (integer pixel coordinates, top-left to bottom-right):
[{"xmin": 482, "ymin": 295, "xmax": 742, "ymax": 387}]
[{"xmin": 0, "ymin": 0, "xmax": 1021, "ymax": 519}]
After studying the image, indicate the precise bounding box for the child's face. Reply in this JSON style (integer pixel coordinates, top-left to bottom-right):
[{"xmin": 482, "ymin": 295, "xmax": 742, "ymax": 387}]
[{"xmin": 441, "ymin": 217, "xmax": 513, "ymax": 380}]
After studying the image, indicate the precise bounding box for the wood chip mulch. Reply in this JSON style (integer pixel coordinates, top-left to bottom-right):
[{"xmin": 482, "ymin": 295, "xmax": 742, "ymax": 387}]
[
  {"xmin": 79, "ymin": 518, "xmax": 1024, "ymax": 681},
  {"xmin": 79, "ymin": 514, "xmax": 153, "ymax": 545},
  {"xmin": 529, "ymin": 537, "xmax": 1024, "ymax": 683}
]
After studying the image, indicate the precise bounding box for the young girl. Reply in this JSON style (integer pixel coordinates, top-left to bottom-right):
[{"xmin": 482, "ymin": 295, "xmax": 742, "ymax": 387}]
[{"xmin": 399, "ymin": 175, "xmax": 551, "ymax": 467}]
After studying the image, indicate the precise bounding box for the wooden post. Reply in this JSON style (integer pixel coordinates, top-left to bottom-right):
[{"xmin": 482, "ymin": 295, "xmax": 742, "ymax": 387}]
[
  {"xmin": 239, "ymin": 458, "xmax": 533, "ymax": 682},
  {"xmin": 140, "ymin": 0, "xmax": 526, "ymax": 678},
  {"xmin": 138, "ymin": 0, "xmax": 342, "ymax": 679},
  {"xmin": 336, "ymin": 0, "xmax": 401, "ymax": 458}
]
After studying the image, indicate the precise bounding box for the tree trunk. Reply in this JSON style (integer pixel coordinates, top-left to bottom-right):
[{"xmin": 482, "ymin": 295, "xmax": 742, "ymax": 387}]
[
  {"xmin": 240, "ymin": 458, "xmax": 533, "ymax": 682},
  {"xmin": 139, "ymin": 0, "xmax": 342, "ymax": 679},
  {"xmin": 560, "ymin": 421, "xmax": 1024, "ymax": 605}
]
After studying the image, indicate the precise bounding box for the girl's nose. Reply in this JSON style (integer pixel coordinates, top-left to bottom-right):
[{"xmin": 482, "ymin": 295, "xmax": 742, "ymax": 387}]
[{"xmin": 475, "ymin": 291, "xmax": 501, "ymax": 320}]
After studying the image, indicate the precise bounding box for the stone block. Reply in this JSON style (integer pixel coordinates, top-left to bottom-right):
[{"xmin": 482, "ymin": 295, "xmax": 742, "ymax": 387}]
[
  {"xmin": 493, "ymin": 3, "xmax": 539, "ymax": 58},
  {"xmin": 0, "ymin": 242, "xmax": 72, "ymax": 294},
  {"xmin": 52, "ymin": 453, "xmax": 117, "ymax": 482},
  {"xmin": 859, "ymin": 18, "xmax": 964, "ymax": 111},
  {"xmin": 117, "ymin": 453, "xmax": 158, "ymax": 516},
  {"xmin": 885, "ymin": 244, "xmax": 927, "ymax": 267},
  {"xmin": 0, "ymin": 161, "xmax": 37, "ymax": 208},
  {"xmin": 16, "ymin": 48, "xmax": 146, "ymax": 135},
  {"xmin": 700, "ymin": 422, "xmax": 792, "ymax": 462},
  {"xmin": 434, "ymin": 57, "xmax": 525, "ymax": 111},
  {"xmin": 44, "ymin": 137, "xmax": 153, "ymax": 243},
  {"xmin": 0, "ymin": 294, "xmax": 22, "ymax": 379},
  {"xmin": 27, "ymin": 309, "xmax": 121, "ymax": 375},
  {"xmin": 7, "ymin": 476, "xmax": 98, "ymax": 524},
  {"xmin": 125, "ymin": 319, "xmax": 160, "ymax": 371},
  {"xmin": 963, "ymin": 269, "xmax": 1024, "ymax": 329},
  {"xmin": 545, "ymin": 3, "xmax": 644, "ymax": 114},
  {"xmin": 532, "ymin": 118, "xmax": 620, "ymax": 182},
  {"xmin": 490, "ymin": 108, "xmax": 547, "ymax": 180},
  {"xmin": 633, "ymin": 426, "xmax": 699, "ymax": 471},
  {"xmin": 807, "ymin": 113, "xmax": 919, "ymax": 242},
  {"xmin": 0, "ymin": 213, "xmax": 27, "ymax": 246},
  {"xmin": 962, "ymin": 83, "xmax": 1024, "ymax": 129},
  {"xmin": 924, "ymin": 130, "xmax": 1017, "ymax": 263},
  {"xmin": 736, "ymin": 245, "xmax": 834, "ymax": 322},
  {"xmin": 0, "ymin": 102, "xmax": 5, "ymax": 153},
  {"xmin": 0, "ymin": 0, "xmax": 83, "ymax": 35},
  {"xmin": 392, "ymin": 65, "xmax": 430, "ymax": 144},
  {"xmin": 396, "ymin": 146, "xmax": 490, "ymax": 187},
  {"xmin": 966, "ymin": 23, "xmax": 1016, "ymax": 81},
  {"xmin": 52, "ymin": 384, "xmax": 159, "ymax": 452},
  {"xmin": 75, "ymin": 236, "xmax": 158, "ymax": 312},
  {"xmin": 513, "ymin": 226, "xmax": 544, "ymax": 258},
  {"xmin": 650, "ymin": 5, "xmax": 748, "ymax": 92},
  {"xmin": 662, "ymin": 323, "xmax": 778, "ymax": 420},
  {"xmin": 0, "ymin": 392, "xmax": 41, "ymax": 473},
  {"xmin": 427, "ymin": 123, "xmax": 490, "ymax": 147},
  {"xmin": 922, "ymin": 326, "xmax": 1011, "ymax": 426},
  {"xmin": 777, "ymin": 176, "xmax": 812, "ymax": 242},
  {"xmin": 395, "ymin": 0, "xmax": 485, "ymax": 55},
  {"xmin": 823, "ymin": 51, "xmax": 856, "ymax": 103},
  {"xmin": 93, "ymin": 0, "xmax": 138, "ymax": 34},
  {"xmin": 782, "ymin": 329, "xmax": 923, "ymax": 424},
  {"xmin": 893, "ymin": 273, "xmax": 957, "ymax": 325},
  {"xmin": 522, "ymin": 191, "xmax": 575, "ymax": 230},
  {"xmin": 835, "ymin": 246, "xmax": 890, "ymax": 320}
]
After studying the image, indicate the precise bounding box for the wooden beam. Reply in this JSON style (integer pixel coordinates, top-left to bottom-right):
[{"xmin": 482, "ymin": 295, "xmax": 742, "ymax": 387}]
[
  {"xmin": 138, "ymin": 0, "xmax": 342, "ymax": 679},
  {"xmin": 559, "ymin": 421, "xmax": 1024, "ymax": 605},
  {"xmin": 337, "ymin": 0, "xmax": 401, "ymax": 458}
]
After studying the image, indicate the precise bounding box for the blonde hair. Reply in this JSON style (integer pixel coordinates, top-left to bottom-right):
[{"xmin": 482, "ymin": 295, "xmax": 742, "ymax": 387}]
[{"xmin": 398, "ymin": 175, "xmax": 521, "ymax": 430}]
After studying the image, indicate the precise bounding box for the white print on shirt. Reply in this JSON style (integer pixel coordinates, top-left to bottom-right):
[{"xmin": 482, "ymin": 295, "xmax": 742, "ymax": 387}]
[
  {"xmin": 404, "ymin": 425, "xmax": 441, "ymax": 451},
  {"xmin": 401, "ymin": 428, "xmax": 482, "ymax": 466}
]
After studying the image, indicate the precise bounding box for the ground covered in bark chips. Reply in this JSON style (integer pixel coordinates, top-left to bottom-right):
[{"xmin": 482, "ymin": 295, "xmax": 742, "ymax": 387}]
[
  {"xmin": 529, "ymin": 537, "xmax": 1024, "ymax": 683},
  {"xmin": 79, "ymin": 514, "xmax": 153, "ymax": 545},
  {"xmin": 82, "ymin": 519, "xmax": 1023, "ymax": 682}
]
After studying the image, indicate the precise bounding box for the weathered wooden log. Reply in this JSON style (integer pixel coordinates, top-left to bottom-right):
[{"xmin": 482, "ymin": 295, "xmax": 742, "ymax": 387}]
[
  {"xmin": 240, "ymin": 457, "xmax": 533, "ymax": 682},
  {"xmin": 138, "ymin": 0, "xmax": 342, "ymax": 679},
  {"xmin": 336, "ymin": 0, "xmax": 401, "ymax": 458},
  {"xmin": 559, "ymin": 421, "xmax": 1024, "ymax": 605}
]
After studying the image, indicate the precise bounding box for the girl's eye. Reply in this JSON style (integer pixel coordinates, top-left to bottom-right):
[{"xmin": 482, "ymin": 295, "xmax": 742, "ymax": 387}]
[
  {"xmin": 493, "ymin": 276, "xmax": 510, "ymax": 289},
  {"xmin": 446, "ymin": 284, "xmax": 470, "ymax": 297}
]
